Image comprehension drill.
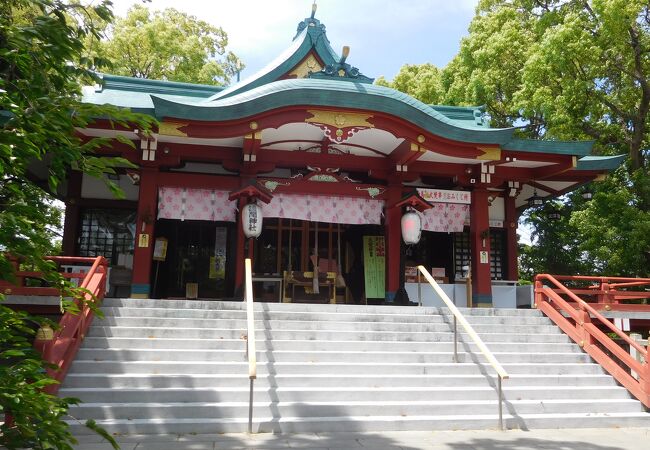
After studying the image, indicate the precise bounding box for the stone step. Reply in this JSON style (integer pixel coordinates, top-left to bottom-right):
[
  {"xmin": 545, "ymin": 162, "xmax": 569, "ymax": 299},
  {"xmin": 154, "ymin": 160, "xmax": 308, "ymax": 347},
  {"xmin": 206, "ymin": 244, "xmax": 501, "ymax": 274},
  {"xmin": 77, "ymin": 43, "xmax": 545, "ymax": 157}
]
[
  {"xmin": 62, "ymin": 373, "xmax": 618, "ymax": 389},
  {"xmin": 79, "ymin": 336, "xmax": 575, "ymax": 352},
  {"xmin": 91, "ymin": 316, "xmax": 561, "ymax": 334},
  {"xmin": 85, "ymin": 325, "xmax": 561, "ymax": 340},
  {"xmin": 66, "ymin": 411, "xmax": 650, "ymax": 435},
  {"xmin": 59, "ymin": 385, "xmax": 632, "ymax": 404},
  {"xmin": 76, "ymin": 348, "xmax": 590, "ymax": 364},
  {"xmin": 64, "ymin": 299, "xmax": 650, "ymax": 433},
  {"xmin": 99, "ymin": 307, "xmax": 551, "ymax": 325},
  {"xmin": 68, "ymin": 360, "xmax": 606, "ymax": 375},
  {"xmin": 66, "ymin": 398, "xmax": 643, "ymax": 421},
  {"xmin": 101, "ymin": 298, "xmax": 543, "ymax": 317}
]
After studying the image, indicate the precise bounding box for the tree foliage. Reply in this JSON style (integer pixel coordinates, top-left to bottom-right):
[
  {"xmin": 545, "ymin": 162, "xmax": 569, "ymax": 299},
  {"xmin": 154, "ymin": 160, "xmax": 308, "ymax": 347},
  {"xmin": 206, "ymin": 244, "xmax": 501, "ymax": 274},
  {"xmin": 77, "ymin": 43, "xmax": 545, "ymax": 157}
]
[
  {"xmin": 91, "ymin": 5, "xmax": 243, "ymax": 85},
  {"xmin": 376, "ymin": 64, "xmax": 445, "ymax": 105},
  {"xmin": 380, "ymin": 0, "xmax": 650, "ymax": 278},
  {"xmin": 1, "ymin": 0, "xmax": 153, "ymax": 447}
]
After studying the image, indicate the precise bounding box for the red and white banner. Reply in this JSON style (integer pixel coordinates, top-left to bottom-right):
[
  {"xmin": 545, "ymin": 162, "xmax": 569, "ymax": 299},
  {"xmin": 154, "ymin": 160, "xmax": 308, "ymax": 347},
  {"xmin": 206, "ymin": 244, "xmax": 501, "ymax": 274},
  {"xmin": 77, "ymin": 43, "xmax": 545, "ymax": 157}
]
[
  {"xmin": 158, "ymin": 188, "xmax": 383, "ymax": 225},
  {"xmin": 262, "ymin": 194, "xmax": 384, "ymax": 225},
  {"xmin": 157, "ymin": 187, "xmax": 237, "ymax": 222},
  {"xmin": 420, "ymin": 202, "xmax": 469, "ymax": 233}
]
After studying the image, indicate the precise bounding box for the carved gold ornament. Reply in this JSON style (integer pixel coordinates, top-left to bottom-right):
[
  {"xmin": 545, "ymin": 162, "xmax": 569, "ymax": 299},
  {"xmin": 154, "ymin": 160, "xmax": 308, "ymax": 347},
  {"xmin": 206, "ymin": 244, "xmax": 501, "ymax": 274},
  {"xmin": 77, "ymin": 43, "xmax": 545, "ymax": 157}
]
[
  {"xmin": 306, "ymin": 110, "xmax": 374, "ymax": 129},
  {"xmin": 476, "ymin": 146, "xmax": 501, "ymax": 161},
  {"xmin": 288, "ymin": 54, "xmax": 323, "ymax": 78},
  {"xmin": 159, "ymin": 121, "xmax": 188, "ymax": 137},
  {"xmin": 305, "ymin": 110, "xmax": 374, "ymax": 143}
]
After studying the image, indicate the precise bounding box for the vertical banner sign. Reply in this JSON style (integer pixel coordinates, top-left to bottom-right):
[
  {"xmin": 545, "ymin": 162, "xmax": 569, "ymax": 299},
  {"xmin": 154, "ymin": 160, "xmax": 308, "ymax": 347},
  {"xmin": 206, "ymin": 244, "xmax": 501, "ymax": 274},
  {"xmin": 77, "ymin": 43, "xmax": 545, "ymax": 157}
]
[
  {"xmin": 210, "ymin": 227, "xmax": 227, "ymax": 280},
  {"xmin": 363, "ymin": 236, "xmax": 385, "ymax": 298}
]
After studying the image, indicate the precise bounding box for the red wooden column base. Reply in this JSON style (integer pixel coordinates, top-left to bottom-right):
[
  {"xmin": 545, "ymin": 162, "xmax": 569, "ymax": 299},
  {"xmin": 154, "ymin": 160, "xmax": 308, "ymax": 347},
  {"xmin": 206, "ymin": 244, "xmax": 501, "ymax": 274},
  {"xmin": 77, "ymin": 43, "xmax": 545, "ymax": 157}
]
[
  {"xmin": 131, "ymin": 168, "xmax": 158, "ymax": 298},
  {"xmin": 384, "ymin": 184, "xmax": 404, "ymax": 303},
  {"xmin": 470, "ymin": 188, "xmax": 492, "ymax": 307}
]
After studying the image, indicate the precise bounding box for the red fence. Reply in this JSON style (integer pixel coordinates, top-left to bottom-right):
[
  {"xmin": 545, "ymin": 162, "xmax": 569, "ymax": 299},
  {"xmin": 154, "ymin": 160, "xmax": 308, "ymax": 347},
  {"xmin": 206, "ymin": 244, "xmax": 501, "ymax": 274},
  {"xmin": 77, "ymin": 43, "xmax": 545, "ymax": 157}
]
[
  {"xmin": 1, "ymin": 256, "xmax": 108, "ymax": 394},
  {"xmin": 535, "ymin": 274, "xmax": 650, "ymax": 408}
]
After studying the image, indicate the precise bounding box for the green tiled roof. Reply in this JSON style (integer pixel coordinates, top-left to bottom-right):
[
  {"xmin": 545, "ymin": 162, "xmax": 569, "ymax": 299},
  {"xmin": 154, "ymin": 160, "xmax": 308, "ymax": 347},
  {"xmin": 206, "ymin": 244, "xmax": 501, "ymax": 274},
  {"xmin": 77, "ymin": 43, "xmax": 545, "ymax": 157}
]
[
  {"xmin": 151, "ymin": 78, "xmax": 514, "ymax": 145},
  {"xmin": 503, "ymin": 138, "xmax": 594, "ymax": 156},
  {"xmin": 576, "ymin": 155, "xmax": 626, "ymax": 171},
  {"xmin": 97, "ymin": 74, "xmax": 223, "ymax": 97}
]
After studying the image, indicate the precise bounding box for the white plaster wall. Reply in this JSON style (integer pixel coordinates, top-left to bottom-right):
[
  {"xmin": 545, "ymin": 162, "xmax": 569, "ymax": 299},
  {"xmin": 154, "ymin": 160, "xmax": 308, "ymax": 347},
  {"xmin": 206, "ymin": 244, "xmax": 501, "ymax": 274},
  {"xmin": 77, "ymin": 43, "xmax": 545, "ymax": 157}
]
[{"xmin": 488, "ymin": 197, "xmax": 505, "ymax": 221}]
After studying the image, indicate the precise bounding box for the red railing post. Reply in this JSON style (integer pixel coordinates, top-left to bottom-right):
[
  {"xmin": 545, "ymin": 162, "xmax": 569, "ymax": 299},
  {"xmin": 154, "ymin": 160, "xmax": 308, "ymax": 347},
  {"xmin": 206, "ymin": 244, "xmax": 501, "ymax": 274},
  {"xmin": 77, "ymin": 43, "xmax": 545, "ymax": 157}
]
[
  {"xmin": 598, "ymin": 280, "xmax": 616, "ymax": 307},
  {"xmin": 576, "ymin": 308, "xmax": 594, "ymax": 349},
  {"xmin": 534, "ymin": 279, "xmax": 543, "ymax": 308},
  {"xmin": 643, "ymin": 340, "xmax": 650, "ymax": 406}
]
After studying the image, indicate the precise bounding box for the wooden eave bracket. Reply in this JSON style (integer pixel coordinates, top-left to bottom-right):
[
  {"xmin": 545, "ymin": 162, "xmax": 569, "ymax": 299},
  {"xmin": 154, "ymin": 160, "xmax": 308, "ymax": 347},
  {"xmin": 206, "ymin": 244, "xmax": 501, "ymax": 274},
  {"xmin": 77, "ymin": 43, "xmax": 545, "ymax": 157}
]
[
  {"xmin": 390, "ymin": 192, "xmax": 432, "ymax": 212},
  {"xmin": 228, "ymin": 180, "xmax": 273, "ymax": 204}
]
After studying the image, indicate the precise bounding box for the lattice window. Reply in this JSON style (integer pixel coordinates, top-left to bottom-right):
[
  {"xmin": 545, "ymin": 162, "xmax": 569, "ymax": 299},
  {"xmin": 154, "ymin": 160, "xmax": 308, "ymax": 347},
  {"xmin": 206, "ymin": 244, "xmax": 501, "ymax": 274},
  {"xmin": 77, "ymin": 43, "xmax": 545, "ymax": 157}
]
[
  {"xmin": 453, "ymin": 231, "xmax": 471, "ymax": 279},
  {"xmin": 454, "ymin": 229, "xmax": 507, "ymax": 280},
  {"xmin": 78, "ymin": 209, "xmax": 136, "ymax": 265},
  {"xmin": 490, "ymin": 230, "xmax": 506, "ymax": 280}
]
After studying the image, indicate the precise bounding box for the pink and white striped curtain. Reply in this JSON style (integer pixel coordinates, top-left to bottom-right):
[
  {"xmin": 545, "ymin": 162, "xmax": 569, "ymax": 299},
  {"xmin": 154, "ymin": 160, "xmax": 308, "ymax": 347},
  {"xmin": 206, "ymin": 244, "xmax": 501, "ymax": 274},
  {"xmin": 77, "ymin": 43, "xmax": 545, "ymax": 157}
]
[
  {"xmin": 262, "ymin": 194, "xmax": 384, "ymax": 225},
  {"xmin": 157, "ymin": 187, "xmax": 237, "ymax": 222},
  {"xmin": 420, "ymin": 203, "xmax": 469, "ymax": 233}
]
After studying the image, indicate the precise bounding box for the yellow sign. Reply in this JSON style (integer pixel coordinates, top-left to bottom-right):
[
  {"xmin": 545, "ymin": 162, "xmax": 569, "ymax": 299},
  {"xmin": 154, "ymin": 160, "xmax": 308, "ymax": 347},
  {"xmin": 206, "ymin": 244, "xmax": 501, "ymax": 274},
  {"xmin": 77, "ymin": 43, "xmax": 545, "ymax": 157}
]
[
  {"xmin": 153, "ymin": 237, "xmax": 168, "ymax": 261},
  {"xmin": 138, "ymin": 233, "xmax": 150, "ymax": 248}
]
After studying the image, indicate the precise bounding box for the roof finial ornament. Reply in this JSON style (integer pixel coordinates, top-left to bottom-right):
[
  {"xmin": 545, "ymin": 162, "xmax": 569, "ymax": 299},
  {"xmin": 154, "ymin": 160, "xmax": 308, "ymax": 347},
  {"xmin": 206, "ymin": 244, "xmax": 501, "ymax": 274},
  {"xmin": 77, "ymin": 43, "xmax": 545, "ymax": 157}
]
[
  {"xmin": 311, "ymin": 1, "xmax": 317, "ymax": 19},
  {"xmin": 340, "ymin": 46, "xmax": 350, "ymax": 65}
]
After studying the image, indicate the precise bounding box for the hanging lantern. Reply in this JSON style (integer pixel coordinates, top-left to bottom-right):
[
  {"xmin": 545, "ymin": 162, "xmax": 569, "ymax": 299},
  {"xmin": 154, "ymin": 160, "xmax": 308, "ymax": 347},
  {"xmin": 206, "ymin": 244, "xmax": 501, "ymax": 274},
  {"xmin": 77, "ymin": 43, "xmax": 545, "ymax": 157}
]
[
  {"xmin": 547, "ymin": 209, "xmax": 562, "ymax": 221},
  {"xmin": 242, "ymin": 202, "xmax": 263, "ymax": 238},
  {"xmin": 401, "ymin": 209, "xmax": 422, "ymax": 245},
  {"xmin": 526, "ymin": 189, "xmax": 544, "ymax": 207}
]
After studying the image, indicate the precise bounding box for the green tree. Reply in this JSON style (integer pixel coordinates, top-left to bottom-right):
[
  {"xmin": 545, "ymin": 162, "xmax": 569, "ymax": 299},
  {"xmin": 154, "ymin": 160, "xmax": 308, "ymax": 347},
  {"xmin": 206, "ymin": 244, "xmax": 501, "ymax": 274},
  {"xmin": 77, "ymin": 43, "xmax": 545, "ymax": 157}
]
[
  {"xmin": 376, "ymin": 63, "xmax": 445, "ymax": 105},
  {"xmin": 93, "ymin": 5, "xmax": 242, "ymax": 85},
  {"xmin": 1, "ymin": 0, "xmax": 153, "ymax": 447},
  {"xmin": 381, "ymin": 1, "xmax": 650, "ymax": 277}
]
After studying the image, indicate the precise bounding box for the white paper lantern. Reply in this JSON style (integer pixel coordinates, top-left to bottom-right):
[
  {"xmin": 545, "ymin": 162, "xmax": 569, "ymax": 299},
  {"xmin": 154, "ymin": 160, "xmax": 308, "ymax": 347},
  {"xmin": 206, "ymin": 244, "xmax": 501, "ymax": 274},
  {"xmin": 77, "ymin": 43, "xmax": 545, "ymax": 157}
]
[
  {"xmin": 401, "ymin": 210, "xmax": 422, "ymax": 245},
  {"xmin": 242, "ymin": 202, "xmax": 263, "ymax": 238}
]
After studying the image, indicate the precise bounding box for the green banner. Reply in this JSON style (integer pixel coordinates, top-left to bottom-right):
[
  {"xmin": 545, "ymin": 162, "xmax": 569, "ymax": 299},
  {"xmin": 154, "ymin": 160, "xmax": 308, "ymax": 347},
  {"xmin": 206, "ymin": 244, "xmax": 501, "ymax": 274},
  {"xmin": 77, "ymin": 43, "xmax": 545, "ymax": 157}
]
[{"xmin": 363, "ymin": 236, "xmax": 385, "ymax": 299}]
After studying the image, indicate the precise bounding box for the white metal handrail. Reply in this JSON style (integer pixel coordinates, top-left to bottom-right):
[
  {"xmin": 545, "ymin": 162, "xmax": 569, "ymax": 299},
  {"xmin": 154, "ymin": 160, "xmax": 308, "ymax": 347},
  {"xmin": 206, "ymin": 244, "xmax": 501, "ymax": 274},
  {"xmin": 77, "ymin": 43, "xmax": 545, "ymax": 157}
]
[
  {"xmin": 244, "ymin": 258, "xmax": 256, "ymax": 433},
  {"xmin": 417, "ymin": 265, "xmax": 509, "ymax": 429}
]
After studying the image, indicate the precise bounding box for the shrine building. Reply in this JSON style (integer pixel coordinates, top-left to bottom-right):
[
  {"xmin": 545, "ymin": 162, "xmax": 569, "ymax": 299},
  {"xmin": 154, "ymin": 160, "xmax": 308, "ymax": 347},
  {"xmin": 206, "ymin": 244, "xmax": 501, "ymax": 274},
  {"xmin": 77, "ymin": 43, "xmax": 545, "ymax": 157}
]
[{"xmin": 62, "ymin": 6, "xmax": 623, "ymax": 306}]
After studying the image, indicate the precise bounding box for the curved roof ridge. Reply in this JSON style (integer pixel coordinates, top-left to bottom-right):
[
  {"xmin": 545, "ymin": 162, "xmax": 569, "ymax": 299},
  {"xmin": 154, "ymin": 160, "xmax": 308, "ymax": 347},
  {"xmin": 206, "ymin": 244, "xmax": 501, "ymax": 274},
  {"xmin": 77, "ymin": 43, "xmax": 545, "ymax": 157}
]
[
  {"xmin": 208, "ymin": 8, "xmax": 374, "ymax": 101},
  {"xmin": 151, "ymin": 78, "xmax": 517, "ymax": 145}
]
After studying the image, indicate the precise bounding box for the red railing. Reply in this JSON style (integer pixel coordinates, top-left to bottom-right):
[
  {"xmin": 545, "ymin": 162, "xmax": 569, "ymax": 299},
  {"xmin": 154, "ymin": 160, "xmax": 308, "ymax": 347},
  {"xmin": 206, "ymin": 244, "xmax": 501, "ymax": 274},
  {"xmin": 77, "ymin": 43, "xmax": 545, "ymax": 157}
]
[
  {"xmin": 541, "ymin": 274, "xmax": 650, "ymax": 311},
  {"xmin": 535, "ymin": 274, "xmax": 650, "ymax": 408},
  {"xmin": 1, "ymin": 256, "xmax": 108, "ymax": 394}
]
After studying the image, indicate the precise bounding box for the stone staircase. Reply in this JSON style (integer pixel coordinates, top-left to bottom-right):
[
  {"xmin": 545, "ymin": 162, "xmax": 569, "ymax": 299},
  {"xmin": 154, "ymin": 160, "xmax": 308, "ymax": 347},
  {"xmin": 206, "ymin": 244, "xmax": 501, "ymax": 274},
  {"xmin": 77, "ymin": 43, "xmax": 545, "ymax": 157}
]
[{"xmin": 62, "ymin": 298, "xmax": 650, "ymax": 435}]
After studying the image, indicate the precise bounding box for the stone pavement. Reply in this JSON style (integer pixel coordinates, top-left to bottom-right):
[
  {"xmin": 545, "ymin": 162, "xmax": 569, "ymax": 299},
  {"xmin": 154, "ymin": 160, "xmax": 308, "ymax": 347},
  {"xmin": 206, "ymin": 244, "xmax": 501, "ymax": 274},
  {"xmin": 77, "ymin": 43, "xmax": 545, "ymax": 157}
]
[{"xmin": 71, "ymin": 428, "xmax": 650, "ymax": 450}]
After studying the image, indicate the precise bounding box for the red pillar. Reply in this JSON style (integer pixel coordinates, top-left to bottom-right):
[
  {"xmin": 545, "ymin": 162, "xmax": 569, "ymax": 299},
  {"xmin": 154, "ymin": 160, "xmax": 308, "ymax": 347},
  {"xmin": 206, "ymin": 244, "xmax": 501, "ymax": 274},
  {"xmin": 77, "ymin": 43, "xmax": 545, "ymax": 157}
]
[
  {"xmin": 470, "ymin": 188, "xmax": 492, "ymax": 306},
  {"xmin": 130, "ymin": 167, "xmax": 158, "ymax": 298},
  {"xmin": 384, "ymin": 183, "xmax": 402, "ymax": 303},
  {"xmin": 505, "ymin": 196, "xmax": 519, "ymax": 281},
  {"xmin": 62, "ymin": 171, "xmax": 82, "ymax": 256}
]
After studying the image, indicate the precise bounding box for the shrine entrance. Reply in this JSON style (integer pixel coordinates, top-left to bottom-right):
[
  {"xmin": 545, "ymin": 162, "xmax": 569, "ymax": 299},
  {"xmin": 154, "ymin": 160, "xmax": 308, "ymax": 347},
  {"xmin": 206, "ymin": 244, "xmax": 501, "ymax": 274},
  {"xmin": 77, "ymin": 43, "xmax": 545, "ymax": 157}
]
[
  {"xmin": 252, "ymin": 219, "xmax": 381, "ymax": 304},
  {"xmin": 152, "ymin": 219, "xmax": 236, "ymax": 299}
]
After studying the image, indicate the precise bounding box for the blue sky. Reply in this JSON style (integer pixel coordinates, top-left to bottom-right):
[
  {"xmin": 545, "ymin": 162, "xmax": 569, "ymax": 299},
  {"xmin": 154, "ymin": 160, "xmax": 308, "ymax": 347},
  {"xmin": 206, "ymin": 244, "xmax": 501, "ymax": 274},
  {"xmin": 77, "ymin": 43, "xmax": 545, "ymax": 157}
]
[{"xmin": 110, "ymin": 0, "xmax": 479, "ymax": 81}]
